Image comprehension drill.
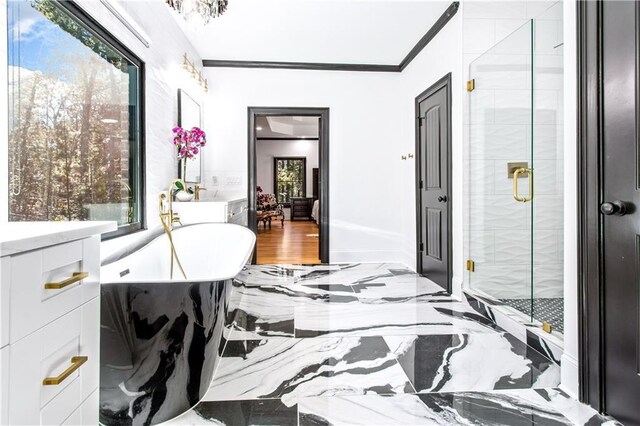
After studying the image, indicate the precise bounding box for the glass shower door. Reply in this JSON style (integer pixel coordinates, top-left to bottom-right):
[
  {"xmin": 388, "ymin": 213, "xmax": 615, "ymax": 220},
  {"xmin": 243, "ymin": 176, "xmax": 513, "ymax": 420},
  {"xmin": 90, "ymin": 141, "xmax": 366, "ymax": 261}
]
[
  {"xmin": 467, "ymin": 20, "xmax": 535, "ymax": 320},
  {"xmin": 532, "ymin": 2, "xmax": 564, "ymax": 333}
]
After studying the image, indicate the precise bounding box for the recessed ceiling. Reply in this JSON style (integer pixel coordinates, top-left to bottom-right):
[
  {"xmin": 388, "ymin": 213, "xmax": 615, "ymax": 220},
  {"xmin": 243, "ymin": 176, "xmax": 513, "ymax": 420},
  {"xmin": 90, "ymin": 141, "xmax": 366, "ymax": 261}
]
[
  {"xmin": 256, "ymin": 116, "xmax": 319, "ymax": 138},
  {"xmin": 173, "ymin": 0, "xmax": 452, "ymax": 65}
]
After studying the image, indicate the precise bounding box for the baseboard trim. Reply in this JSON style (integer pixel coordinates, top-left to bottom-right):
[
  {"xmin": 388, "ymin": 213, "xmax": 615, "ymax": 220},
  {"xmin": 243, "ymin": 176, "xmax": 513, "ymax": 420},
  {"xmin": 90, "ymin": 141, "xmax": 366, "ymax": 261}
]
[
  {"xmin": 330, "ymin": 250, "xmax": 405, "ymax": 264},
  {"xmin": 560, "ymin": 353, "xmax": 579, "ymax": 398}
]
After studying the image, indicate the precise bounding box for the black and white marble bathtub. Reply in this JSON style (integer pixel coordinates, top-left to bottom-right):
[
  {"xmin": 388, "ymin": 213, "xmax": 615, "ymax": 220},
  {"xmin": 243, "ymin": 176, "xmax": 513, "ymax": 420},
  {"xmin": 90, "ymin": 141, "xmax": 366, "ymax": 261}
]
[{"xmin": 99, "ymin": 224, "xmax": 255, "ymax": 425}]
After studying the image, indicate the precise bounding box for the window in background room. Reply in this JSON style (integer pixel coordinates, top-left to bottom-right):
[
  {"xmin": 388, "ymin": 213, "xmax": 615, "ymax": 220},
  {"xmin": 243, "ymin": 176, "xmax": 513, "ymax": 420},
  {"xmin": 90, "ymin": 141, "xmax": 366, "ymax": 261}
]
[
  {"xmin": 274, "ymin": 157, "xmax": 306, "ymax": 205},
  {"xmin": 7, "ymin": 0, "xmax": 144, "ymax": 238}
]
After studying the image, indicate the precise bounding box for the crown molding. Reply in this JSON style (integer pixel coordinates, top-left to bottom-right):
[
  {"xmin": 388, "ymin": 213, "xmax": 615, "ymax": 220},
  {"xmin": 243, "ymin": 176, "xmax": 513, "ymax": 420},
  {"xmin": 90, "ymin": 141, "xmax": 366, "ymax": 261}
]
[{"xmin": 203, "ymin": 1, "xmax": 459, "ymax": 73}]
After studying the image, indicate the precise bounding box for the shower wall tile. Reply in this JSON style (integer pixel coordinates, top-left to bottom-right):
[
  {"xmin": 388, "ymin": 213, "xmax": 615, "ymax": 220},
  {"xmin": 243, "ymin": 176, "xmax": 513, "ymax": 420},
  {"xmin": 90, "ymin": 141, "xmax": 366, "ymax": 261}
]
[
  {"xmin": 494, "ymin": 231, "xmax": 532, "ymax": 265},
  {"xmin": 533, "ymin": 196, "xmax": 564, "ymax": 230},
  {"xmin": 464, "ymin": 1, "xmax": 527, "ymax": 20},
  {"xmin": 533, "ymin": 125, "xmax": 564, "ymax": 160},
  {"xmin": 494, "ymin": 23, "xmax": 532, "ymax": 55},
  {"xmin": 468, "ymin": 124, "xmax": 528, "ymax": 160},
  {"xmin": 535, "ymin": 55, "xmax": 564, "ymax": 91},
  {"xmin": 495, "ymin": 19, "xmax": 531, "ymax": 43},
  {"xmin": 473, "ymin": 54, "xmax": 531, "ymax": 90},
  {"xmin": 535, "ymin": 90, "xmax": 559, "ymax": 125},
  {"xmin": 533, "ymin": 264, "xmax": 564, "ymax": 298},
  {"xmin": 534, "ymin": 160, "xmax": 563, "ymax": 195},
  {"xmin": 464, "ymin": 232, "xmax": 495, "ymax": 264},
  {"xmin": 494, "ymin": 90, "xmax": 531, "ymax": 125},
  {"xmin": 464, "ymin": 19, "xmax": 496, "ymax": 54},
  {"xmin": 534, "ymin": 231, "xmax": 559, "ymax": 265},
  {"xmin": 467, "ymin": 160, "xmax": 495, "ymax": 195},
  {"xmin": 471, "ymin": 264, "xmax": 530, "ymax": 299},
  {"xmin": 469, "ymin": 90, "xmax": 495, "ymax": 125},
  {"xmin": 468, "ymin": 195, "xmax": 529, "ymax": 230},
  {"xmin": 535, "ymin": 16, "xmax": 562, "ymax": 55}
]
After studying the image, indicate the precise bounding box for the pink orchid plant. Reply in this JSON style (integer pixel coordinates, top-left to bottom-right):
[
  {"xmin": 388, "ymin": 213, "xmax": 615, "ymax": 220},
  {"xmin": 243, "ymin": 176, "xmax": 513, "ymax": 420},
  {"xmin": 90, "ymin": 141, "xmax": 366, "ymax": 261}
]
[{"xmin": 172, "ymin": 126, "xmax": 207, "ymax": 160}]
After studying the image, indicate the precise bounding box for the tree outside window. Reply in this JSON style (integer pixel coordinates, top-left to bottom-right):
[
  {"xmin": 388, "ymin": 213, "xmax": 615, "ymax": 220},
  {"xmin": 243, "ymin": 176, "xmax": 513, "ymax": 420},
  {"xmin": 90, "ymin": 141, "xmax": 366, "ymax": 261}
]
[
  {"xmin": 274, "ymin": 157, "xmax": 306, "ymax": 205},
  {"xmin": 8, "ymin": 0, "xmax": 144, "ymax": 238}
]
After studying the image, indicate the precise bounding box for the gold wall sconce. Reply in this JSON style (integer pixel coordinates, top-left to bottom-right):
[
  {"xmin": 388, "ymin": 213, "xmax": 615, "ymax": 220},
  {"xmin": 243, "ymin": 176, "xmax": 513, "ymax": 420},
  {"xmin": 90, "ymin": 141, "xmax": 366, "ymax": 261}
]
[{"xmin": 182, "ymin": 53, "xmax": 208, "ymax": 92}]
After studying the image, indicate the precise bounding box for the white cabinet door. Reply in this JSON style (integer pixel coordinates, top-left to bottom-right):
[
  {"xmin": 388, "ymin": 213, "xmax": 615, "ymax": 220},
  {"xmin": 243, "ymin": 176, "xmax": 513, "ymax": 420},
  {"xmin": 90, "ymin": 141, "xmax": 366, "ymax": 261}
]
[
  {"xmin": 10, "ymin": 239, "xmax": 99, "ymax": 343},
  {"xmin": 8, "ymin": 298, "xmax": 99, "ymax": 425},
  {"xmin": 61, "ymin": 389, "xmax": 98, "ymax": 426}
]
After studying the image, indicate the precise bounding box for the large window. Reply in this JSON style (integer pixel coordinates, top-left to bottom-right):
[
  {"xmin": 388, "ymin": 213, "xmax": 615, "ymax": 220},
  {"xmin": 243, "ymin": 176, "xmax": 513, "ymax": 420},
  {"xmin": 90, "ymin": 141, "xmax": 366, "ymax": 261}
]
[
  {"xmin": 274, "ymin": 157, "xmax": 306, "ymax": 205},
  {"xmin": 8, "ymin": 0, "xmax": 144, "ymax": 238}
]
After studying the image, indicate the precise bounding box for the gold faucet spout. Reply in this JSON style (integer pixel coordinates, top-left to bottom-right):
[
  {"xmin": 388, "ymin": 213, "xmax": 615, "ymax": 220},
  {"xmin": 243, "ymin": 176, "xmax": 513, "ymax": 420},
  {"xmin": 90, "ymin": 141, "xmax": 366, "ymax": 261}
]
[{"xmin": 159, "ymin": 179, "xmax": 188, "ymax": 280}]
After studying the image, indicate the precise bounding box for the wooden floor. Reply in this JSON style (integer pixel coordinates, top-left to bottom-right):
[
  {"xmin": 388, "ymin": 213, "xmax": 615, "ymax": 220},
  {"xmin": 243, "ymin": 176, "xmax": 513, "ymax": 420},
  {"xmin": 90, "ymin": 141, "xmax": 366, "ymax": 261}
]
[{"xmin": 256, "ymin": 219, "xmax": 320, "ymax": 264}]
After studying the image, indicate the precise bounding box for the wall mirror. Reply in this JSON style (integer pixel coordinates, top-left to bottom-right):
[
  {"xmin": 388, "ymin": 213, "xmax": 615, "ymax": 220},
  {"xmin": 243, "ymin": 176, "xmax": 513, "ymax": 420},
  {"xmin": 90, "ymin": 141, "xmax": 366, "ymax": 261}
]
[{"xmin": 178, "ymin": 89, "xmax": 202, "ymax": 184}]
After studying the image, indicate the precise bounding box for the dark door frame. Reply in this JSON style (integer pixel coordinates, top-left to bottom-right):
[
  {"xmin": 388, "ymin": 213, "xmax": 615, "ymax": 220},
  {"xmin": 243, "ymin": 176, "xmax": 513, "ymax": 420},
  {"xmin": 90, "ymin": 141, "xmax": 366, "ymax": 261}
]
[
  {"xmin": 576, "ymin": 0, "xmax": 626, "ymax": 412},
  {"xmin": 414, "ymin": 73, "xmax": 453, "ymax": 293},
  {"xmin": 248, "ymin": 107, "xmax": 330, "ymax": 263}
]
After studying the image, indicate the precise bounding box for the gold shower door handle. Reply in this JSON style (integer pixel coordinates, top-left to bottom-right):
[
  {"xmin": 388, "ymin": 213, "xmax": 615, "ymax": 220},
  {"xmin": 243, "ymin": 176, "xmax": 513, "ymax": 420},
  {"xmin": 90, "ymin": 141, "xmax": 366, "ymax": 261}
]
[
  {"xmin": 513, "ymin": 168, "xmax": 533, "ymax": 202},
  {"xmin": 42, "ymin": 356, "xmax": 88, "ymax": 385}
]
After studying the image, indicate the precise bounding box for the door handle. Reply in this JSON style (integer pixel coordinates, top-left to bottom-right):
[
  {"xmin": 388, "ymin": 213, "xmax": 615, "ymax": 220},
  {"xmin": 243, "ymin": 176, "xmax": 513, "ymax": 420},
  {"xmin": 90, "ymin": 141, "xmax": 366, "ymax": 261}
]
[
  {"xmin": 513, "ymin": 168, "xmax": 533, "ymax": 203},
  {"xmin": 600, "ymin": 200, "xmax": 628, "ymax": 216},
  {"xmin": 438, "ymin": 196, "xmax": 448, "ymax": 202}
]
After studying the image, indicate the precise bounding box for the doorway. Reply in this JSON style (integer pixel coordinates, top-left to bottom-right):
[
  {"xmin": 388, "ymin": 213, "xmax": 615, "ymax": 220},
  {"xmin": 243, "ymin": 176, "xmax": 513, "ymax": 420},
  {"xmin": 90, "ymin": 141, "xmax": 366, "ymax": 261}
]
[
  {"xmin": 578, "ymin": 1, "xmax": 640, "ymax": 424},
  {"xmin": 248, "ymin": 108, "xmax": 330, "ymax": 264},
  {"xmin": 415, "ymin": 74, "xmax": 452, "ymax": 292}
]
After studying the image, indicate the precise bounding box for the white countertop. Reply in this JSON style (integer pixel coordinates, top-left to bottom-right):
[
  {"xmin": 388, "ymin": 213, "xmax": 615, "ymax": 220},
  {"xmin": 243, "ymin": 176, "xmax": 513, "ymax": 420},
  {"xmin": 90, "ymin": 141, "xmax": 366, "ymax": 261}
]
[
  {"xmin": 202, "ymin": 191, "xmax": 247, "ymax": 203},
  {"xmin": 176, "ymin": 195, "xmax": 248, "ymax": 204},
  {"xmin": 0, "ymin": 221, "xmax": 117, "ymax": 257}
]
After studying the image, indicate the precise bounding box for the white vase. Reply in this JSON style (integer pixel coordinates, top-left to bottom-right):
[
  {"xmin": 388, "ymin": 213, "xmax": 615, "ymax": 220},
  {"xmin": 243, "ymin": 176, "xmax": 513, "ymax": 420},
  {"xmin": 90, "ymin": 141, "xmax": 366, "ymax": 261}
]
[{"xmin": 175, "ymin": 190, "xmax": 194, "ymax": 202}]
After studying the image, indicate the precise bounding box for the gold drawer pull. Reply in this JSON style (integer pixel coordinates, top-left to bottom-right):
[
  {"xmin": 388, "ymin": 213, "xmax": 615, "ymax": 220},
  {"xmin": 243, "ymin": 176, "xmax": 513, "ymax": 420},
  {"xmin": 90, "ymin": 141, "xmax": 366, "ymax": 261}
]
[
  {"xmin": 44, "ymin": 272, "xmax": 88, "ymax": 290},
  {"xmin": 43, "ymin": 356, "xmax": 88, "ymax": 386}
]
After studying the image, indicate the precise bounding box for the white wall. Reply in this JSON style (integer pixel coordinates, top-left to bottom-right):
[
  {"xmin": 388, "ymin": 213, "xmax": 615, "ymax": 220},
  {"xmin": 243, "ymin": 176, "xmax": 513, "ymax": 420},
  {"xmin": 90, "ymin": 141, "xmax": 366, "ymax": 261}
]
[
  {"xmin": 256, "ymin": 139, "xmax": 319, "ymax": 197},
  {"xmin": 202, "ymin": 68, "xmax": 406, "ymax": 262},
  {"xmin": 80, "ymin": 1, "xmax": 206, "ymax": 257},
  {"xmin": 561, "ymin": 0, "xmax": 579, "ymax": 399}
]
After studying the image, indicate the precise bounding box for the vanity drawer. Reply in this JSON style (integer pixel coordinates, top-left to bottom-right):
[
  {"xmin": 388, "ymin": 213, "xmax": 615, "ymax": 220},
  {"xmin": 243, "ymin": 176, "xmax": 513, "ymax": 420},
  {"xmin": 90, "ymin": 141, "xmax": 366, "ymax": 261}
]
[
  {"xmin": 9, "ymin": 236, "xmax": 100, "ymax": 343},
  {"xmin": 61, "ymin": 389, "xmax": 98, "ymax": 426},
  {"xmin": 8, "ymin": 298, "xmax": 99, "ymax": 425}
]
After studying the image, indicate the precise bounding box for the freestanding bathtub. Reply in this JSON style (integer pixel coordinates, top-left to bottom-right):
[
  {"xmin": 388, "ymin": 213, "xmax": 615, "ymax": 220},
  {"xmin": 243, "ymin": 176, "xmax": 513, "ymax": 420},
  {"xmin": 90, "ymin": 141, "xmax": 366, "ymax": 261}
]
[{"xmin": 99, "ymin": 223, "xmax": 255, "ymax": 426}]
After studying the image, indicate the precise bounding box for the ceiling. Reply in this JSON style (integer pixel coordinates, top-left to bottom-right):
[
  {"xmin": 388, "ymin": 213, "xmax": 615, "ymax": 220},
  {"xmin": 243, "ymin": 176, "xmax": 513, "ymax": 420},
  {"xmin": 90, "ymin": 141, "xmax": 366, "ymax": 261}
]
[
  {"xmin": 172, "ymin": 0, "xmax": 452, "ymax": 65},
  {"xmin": 256, "ymin": 116, "xmax": 319, "ymax": 139}
]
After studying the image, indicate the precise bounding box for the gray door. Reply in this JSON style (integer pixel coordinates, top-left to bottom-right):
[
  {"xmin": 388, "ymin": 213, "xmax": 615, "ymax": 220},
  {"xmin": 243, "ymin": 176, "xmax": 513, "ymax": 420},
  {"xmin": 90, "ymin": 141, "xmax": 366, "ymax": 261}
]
[
  {"xmin": 417, "ymin": 79, "xmax": 450, "ymax": 291},
  {"xmin": 600, "ymin": 1, "xmax": 640, "ymax": 423}
]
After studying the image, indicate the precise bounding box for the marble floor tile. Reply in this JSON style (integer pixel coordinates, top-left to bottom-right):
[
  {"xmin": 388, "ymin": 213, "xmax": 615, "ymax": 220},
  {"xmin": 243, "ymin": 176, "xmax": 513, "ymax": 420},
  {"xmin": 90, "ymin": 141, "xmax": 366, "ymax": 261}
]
[
  {"xmin": 384, "ymin": 333, "xmax": 560, "ymax": 393},
  {"xmin": 226, "ymin": 283, "xmax": 296, "ymax": 339},
  {"xmin": 163, "ymin": 399, "xmax": 297, "ymax": 425},
  {"xmin": 294, "ymin": 302, "xmax": 502, "ymax": 338},
  {"xmin": 202, "ymin": 336, "xmax": 415, "ymax": 407},
  {"xmin": 157, "ymin": 263, "xmax": 621, "ymax": 426},
  {"xmin": 297, "ymin": 390, "xmax": 619, "ymax": 426},
  {"xmin": 235, "ymin": 263, "xmax": 414, "ymax": 287},
  {"xmin": 350, "ymin": 277, "xmax": 455, "ymax": 304}
]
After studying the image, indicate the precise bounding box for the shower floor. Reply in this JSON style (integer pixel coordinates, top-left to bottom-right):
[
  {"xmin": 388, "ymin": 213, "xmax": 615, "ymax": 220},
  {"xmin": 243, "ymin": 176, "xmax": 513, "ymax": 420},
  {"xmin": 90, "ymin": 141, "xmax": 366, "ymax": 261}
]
[{"xmin": 500, "ymin": 298, "xmax": 564, "ymax": 334}]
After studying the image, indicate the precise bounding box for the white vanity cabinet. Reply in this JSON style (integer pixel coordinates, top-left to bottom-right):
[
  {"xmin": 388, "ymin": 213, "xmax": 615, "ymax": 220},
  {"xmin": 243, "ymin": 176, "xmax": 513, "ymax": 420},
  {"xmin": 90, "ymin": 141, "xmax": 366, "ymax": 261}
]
[
  {"xmin": 0, "ymin": 222, "xmax": 116, "ymax": 425},
  {"xmin": 175, "ymin": 197, "xmax": 248, "ymax": 226}
]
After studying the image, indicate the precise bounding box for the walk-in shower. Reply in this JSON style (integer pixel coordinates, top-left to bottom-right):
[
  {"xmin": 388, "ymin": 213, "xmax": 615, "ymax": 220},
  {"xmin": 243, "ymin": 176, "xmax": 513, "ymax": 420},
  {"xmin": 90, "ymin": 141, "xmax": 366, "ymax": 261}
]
[{"xmin": 465, "ymin": 3, "xmax": 564, "ymax": 335}]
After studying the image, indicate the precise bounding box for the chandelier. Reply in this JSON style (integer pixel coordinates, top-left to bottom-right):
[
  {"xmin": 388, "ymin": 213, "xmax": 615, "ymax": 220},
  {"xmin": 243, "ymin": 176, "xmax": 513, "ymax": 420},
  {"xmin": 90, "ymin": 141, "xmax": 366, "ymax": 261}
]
[{"xmin": 166, "ymin": 0, "xmax": 228, "ymax": 24}]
